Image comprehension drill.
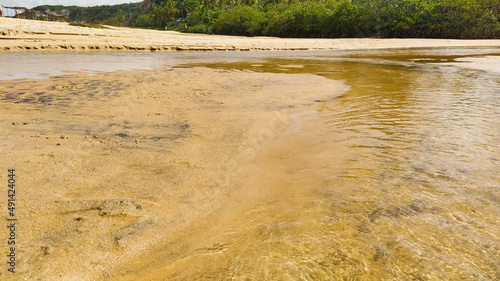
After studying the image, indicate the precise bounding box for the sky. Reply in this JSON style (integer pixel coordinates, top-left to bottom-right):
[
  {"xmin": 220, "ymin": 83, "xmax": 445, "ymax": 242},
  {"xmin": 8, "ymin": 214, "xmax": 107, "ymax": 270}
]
[{"xmin": 0, "ymin": 0, "xmax": 137, "ymax": 8}]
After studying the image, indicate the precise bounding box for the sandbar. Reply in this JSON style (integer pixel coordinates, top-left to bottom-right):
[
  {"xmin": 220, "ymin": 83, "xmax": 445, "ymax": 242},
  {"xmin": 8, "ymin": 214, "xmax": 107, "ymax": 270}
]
[{"xmin": 2, "ymin": 17, "xmax": 500, "ymax": 52}]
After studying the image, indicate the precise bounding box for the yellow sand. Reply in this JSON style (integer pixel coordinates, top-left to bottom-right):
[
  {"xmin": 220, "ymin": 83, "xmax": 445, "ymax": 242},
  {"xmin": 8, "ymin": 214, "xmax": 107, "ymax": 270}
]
[
  {"xmin": 0, "ymin": 65, "xmax": 347, "ymax": 279},
  {"xmin": 2, "ymin": 17, "xmax": 500, "ymax": 52}
]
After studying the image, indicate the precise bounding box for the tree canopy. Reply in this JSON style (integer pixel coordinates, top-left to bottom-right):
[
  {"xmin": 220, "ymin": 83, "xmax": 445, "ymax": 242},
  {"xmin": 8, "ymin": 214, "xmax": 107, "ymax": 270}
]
[{"xmin": 34, "ymin": 0, "xmax": 500, "ymax": 38}]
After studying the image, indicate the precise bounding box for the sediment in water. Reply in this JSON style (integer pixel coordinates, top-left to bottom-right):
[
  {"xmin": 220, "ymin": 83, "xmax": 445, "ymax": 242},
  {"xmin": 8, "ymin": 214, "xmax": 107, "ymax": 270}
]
[{"xmin": 0, "ymin": 66, "xmax": 346, "ymax": 280}]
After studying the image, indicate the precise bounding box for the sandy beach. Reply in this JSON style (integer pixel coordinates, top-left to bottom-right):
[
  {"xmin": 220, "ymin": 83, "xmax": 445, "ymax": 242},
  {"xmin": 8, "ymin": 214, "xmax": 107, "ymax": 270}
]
[
  {"xmin": 2, "ymin": 17, "xmax": 500, "ymax": 281},
  {"xmin": 3, "ymin": 17, "xmax": 500, "ymax": 52}
]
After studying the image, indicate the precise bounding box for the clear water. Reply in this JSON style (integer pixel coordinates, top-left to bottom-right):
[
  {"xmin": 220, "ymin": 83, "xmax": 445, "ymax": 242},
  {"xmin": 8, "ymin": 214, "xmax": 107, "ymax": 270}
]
[
  {"xmin": 2, "ymin": 49, "xmax": 499, "ymax": 280},
  {"xmin": 150, "ymin": 48, "xmax": 500, "ymax": 280}
]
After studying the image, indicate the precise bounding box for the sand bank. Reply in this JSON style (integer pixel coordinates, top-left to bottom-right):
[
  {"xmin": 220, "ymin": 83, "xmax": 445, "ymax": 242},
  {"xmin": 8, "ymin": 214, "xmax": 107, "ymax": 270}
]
[{"xmin": 2, "ymin": 17, "xmax": 500, "ymax": 52}]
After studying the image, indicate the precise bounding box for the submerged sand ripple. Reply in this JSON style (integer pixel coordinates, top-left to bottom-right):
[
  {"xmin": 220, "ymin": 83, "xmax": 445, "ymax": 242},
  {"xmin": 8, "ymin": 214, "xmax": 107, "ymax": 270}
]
[{"xmin": 0, "ymin": 67, "xmax": 345, "ymax": 280}]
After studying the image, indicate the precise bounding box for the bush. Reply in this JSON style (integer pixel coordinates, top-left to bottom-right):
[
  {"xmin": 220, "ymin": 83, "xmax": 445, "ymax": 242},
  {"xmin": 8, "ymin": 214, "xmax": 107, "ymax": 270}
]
[
  {"xmin": 265, "ymin": 2, "xmax": 327, "ymax": 38},
  {"xmin": 186, "ymin": 11, "xmax": 205, "ymax": 26},
  {"xmin": 212, "ymin": 6, "xmax": 266, "ymax": 36},
  {"xmin": 187, "ymin": 24, "xmax": 208, "ymax": 33},
  {"xmin": 426, "ymin": 0, "xmax": 500, "ymax": 38},
  {"xmin": 134, "ymin": 14, "xmax": 154, "ymax": 28},
  {"xmin": 321, "ymin": 0, "xmax": 372, "ymax": 38},
  {"xmin": 265, "ymin": 1, "xmax": 371, "ymax": 38},
  {"xmin": 371, "ymin": 0, "xmax": 500, "ymax": 38}
]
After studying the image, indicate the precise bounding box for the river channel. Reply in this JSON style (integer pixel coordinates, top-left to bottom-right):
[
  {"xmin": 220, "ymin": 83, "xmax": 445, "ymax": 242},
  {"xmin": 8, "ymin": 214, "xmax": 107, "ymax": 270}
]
[{"xmin": 1, "ymin": 48, "xmax": 499, "ymax": 280}]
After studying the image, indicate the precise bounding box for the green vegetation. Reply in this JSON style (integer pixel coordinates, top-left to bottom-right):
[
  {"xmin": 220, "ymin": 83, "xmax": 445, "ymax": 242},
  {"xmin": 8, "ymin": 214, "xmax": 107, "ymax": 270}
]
[
  {"xmin": 34, "ymin": 3, "xmax": 142, "ymax": 27},
  {"xmin": 212, "ymin": 6, "xmax": 266, "ymax": 36},
  {"xmin": 68, "ymin": 22, "xmax": 110, "ymax": 29},
  {"xmin": 34, "ymin": 0, "xmax": 500, "ymax": 38}
]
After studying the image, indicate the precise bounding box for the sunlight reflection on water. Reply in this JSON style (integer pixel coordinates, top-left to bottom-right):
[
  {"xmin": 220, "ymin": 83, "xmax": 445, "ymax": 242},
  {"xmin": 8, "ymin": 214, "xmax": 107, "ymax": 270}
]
[
  {"xmin": 136, "ymin": 48, "xmax": 500, "ymax": 280},
  {"xmin": 2, "ymin": 49, "xmax": 499, "ymax": 280}
]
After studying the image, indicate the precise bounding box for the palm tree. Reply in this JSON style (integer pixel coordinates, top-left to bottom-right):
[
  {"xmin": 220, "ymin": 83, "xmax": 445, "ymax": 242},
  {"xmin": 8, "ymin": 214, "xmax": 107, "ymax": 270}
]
[
  {"xmin": 141, "ymin": 0, "xmax": 153, "ymax": 12},
  {"xmin": 174, "ymin": 0, "xmax": 198, "ymax": 19},
  {"xmin": 150, "ymin": 0, "xmax": 178, "ymax": 29}
]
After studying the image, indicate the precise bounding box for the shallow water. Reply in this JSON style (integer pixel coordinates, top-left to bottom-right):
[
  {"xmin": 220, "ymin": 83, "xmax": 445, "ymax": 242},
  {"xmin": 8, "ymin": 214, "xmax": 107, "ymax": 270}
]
[
  {"xmin": 132, "ymin": 48, "xmax": 500, "ymax": 280},
  {"xmin": 2, "ymin": 48, "xmax": 500, "ymax": 280},
  {"xmin": 0, "ymin": 52, "xmax": 168, "ymax": 80}
]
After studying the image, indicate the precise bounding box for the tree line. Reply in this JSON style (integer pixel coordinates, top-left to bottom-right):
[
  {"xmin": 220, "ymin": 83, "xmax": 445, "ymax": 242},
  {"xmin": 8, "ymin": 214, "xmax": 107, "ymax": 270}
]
[{"xmin": 34, "ymin": 0, "xmax": 500, "ymax": 38}]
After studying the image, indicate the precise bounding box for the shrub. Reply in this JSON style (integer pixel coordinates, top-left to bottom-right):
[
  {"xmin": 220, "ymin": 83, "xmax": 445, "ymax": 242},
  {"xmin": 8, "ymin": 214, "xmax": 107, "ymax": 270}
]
[
  {"xmin": 188, "ymin": 24, "xmax": 208, "ymax": 33},
  {"xmin": 134, "ymin": 14, "xmax": 154, "ymax": 28},
  {"xmin": 186, "ymin": 11, "xmax": 205, "ymax": 26},
  {"xmin": 371, "ymin": 0, "xmax": 500, "ymax": 38},
  {"xmin": 212, "ymin": 6, "xmax": 266, "ymax": 36},
  {"xmin": 265, "ymin": 1, "xmax": 371, "ymax": 38},
  {"xmin": 265, "ymin": 2, "xmax": 326, "ymax": 37},
  {"xmin": 322, "ymin": 0, "xmax": 372, "ymax": 38}
]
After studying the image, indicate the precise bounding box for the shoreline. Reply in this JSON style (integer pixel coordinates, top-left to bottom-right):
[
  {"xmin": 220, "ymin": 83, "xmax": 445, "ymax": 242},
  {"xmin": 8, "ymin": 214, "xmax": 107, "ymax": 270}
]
[{"xmin": 2, "ymin": 17, "xmax": 500, "ymax": 52}]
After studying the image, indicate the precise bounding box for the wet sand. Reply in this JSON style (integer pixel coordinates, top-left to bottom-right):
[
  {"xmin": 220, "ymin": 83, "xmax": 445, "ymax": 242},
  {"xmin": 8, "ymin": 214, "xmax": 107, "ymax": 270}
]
[
  {"xmin": 2, "ymin": 17, "xmax": 500, "ymax": 52},
  {"xmin": 0, "ymin": 66, "xmax": 346, "ymax": 280},
  {"xmin": 113, "ymin": 50, "xmax": 500, "ymax": 280}
]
